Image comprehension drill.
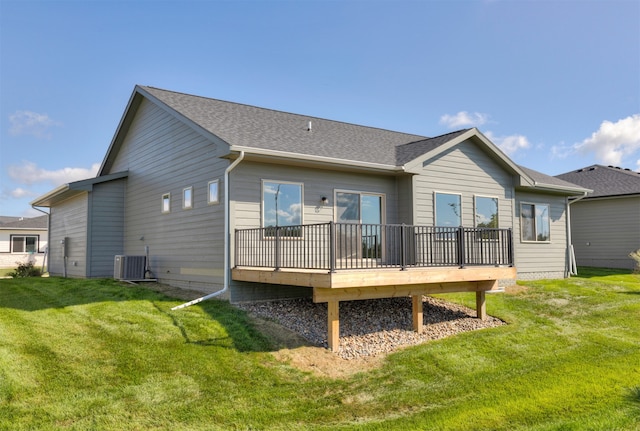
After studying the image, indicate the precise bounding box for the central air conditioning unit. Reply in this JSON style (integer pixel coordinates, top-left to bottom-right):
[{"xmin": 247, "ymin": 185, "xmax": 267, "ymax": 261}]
[{"xmin": 114, "ymin": 255, "xmax": 146, "ymax": 280}]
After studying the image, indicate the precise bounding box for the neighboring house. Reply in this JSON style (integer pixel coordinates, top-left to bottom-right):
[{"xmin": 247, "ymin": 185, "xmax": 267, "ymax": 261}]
[
  {"xmin": 556, "ymin": 165, "xmax": 640, "ymax": 270},
  {"xmin": 32, "ymin": 85, "xmax": 589, "ymax": 350},
  {"xmin": 0, "ymin": 215, "xmax": 48, "ymax": 269}
]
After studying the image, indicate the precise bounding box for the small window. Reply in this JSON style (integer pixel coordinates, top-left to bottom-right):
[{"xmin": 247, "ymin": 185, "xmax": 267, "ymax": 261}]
[
  {"xmin": 475, "ymin": 196, "xmax": 499, "ymax": 228},
  {"xmin": 262, "ymin": 180, "xmax": 302, "ymax": 237},
  {"xmin": 208, "ymin": 180, "xmax": 219, "ymax": 205},
  {"xmin": 11, "ymin": 235, "xmax": 38, "ymax": 253},
  {"xmin": 161, "ymin": 193, "xmax": 171, "ymax": 213},
  {"xmin": 521, "ymin": 203, "xmax": 550, "ymax": 242},
  {"xmin": 435, "ymin": 192, "xmax": 461, "ymax": 227},
  {"xmin": 183, "ymin": 187, "xmax": 193, "ymax": 209}
]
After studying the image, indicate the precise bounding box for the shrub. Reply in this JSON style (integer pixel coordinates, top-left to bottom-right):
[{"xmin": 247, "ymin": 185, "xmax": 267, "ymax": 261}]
[
  {"xmin": 630, "ymin": 249, "xmax": 640, "ymax": 273},
  {"xmin": 8, "ymin": 261, "xmax": 42, "ymax": 278}
]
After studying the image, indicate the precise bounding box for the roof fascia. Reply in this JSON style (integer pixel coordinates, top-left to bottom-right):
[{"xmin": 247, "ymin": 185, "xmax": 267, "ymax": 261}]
[
  {"xmin": 98, "ymin": 87, "xmax": 143, "ymax": 176},
  {"xmin": 403, "ymin": 128, "xmax": 534, "ymax": 182},
  {"xmin": 229, "ymin": 146, "xmax": 403, "ymax": 174},
  {"xmin": 135, "ymin": 86, "xmax": 230, "ymax": 147},
  {"xmin": 30, "ymin": 171, "xmax": 128, "ymax": 207},
  {"xmin": 30, "ymin": 184, "xmax": 71, "ymax": 207},
  {"xmin": 520, "ymin": 183, "xmax": 592, "ymax": 196},
  {"xmin": 98, "ymin": 86, "xmax": 229, "ymax": 176}
]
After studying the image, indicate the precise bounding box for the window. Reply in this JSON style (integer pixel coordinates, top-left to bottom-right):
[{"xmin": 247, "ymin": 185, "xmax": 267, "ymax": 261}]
[
  {"xmin": 262, "ymin": 180, "xmax": 302, "ymax": 236},
  {"xmin": 475, "ymin": 196, "xmax": 499, "ymax": 228},
  {"xmin": 521, "ymin": 203, "xmax": 550, "ymax": 242},
  {"xmin": 183, "ymin": 187, "xmax": 193, "ymax": 209},
  {"xmin": 435, "ymin": 193, "xmax": 461, "ymax": 227},
  {"xmin": 161, "ymin": 193, "xmax": 171, "ymax": 213},
  {"xmin": 208, "ymin": 180, "xmax": 219, "ymax": 205},
  {"xmin": 11, "ymin": 235, "xmax": 38, "ymax": 253}
]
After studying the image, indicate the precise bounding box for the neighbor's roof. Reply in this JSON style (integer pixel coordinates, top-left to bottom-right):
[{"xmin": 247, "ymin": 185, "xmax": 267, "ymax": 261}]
[
  {"xmin": 0, "ymin": 215, "xmax": 48, "ymax": 230},
  {"xmin": 556, "ymin": 165, "xmax": 640, "ymax": 198}
]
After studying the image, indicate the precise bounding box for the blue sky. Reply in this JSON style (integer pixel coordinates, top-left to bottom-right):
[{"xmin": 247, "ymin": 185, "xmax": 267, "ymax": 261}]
[{"xmin": 1, "ymin": 0, "xmax": 639, "ymax": 217}]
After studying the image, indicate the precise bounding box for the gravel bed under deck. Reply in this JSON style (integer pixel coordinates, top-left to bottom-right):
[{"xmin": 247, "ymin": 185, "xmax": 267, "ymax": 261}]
[{"xmin": 237, "ymin": 296, "xmax": 505, "ymax": 360}]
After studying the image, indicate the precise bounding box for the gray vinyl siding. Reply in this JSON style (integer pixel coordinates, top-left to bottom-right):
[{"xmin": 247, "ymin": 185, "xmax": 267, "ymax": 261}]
[
  {"xmin": 48, "ymin": 194, "xmax": 89, "ymax": 278},
  {"xmin": 231, "ymin": 162, "xmax": 400, "ymax": 232},
  {"xmin": 412, "ymin": 139, "xmax": 515, "ymax": 230},
  {"xmin": 514, "ymin": 191, "xmax": 569, "ymax": 278},
  {"xmin": 87, "ymin": 179, "xmax": 126, "ymax": 277},
  {"xmin": 570, "ymin": 196, "xmax": 640, "ymax": 270},
  {"xmin": 229, "ymin": 161, "xmax": 399, "ymax": 302},
  {"xmin": 106, "ymin": 99, "xmax": 228, "ymax": 293}
]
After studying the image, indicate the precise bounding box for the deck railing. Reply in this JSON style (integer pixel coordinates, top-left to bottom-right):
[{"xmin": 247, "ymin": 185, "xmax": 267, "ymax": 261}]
[{"xmin": 234, "ymin": 222, "xmax": 513, "ymax": 271}]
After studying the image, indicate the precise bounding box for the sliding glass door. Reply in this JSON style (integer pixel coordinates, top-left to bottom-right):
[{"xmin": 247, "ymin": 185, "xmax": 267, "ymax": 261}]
[{"xmin": 335, "ymin": 191, "xmax": 383, "ymax": 261}]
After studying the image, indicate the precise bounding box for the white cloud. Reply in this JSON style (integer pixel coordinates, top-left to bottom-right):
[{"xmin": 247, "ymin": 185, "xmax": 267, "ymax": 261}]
[
  {"xmin": 10, "ymin": 188, "xmax": 37, "ymax": 199},
  {"xmin": 484, "ymin": 131, "xmax": 531, "ymax": 156},
  {"xmin": 8, "ymin": 161, "xmax": 100, "ymax": 187},
  {"xmin": 9, "ymin": 110, "xmax": 62, "ymax": 139},
  {"xmin": 573, "ymin": 115, "xmax": 640, "ymax": 166},
  {"xmin": 440, "ymin": 111, "xmax": 489, "ymax": 129}
]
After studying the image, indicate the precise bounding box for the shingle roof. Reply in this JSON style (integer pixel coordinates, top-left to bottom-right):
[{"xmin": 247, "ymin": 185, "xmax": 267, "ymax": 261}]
[
  {"xmin": 141, "ymin": 86, "xmax": 429, "ymax": 167},
  {"xmin": 395, "ymin": 129, "xmax": 471, "ymax": 165},
  {"xmin": 519, "ymin": 166, "xmax": 589, "ymax": 191},
  {"xmin": 100, "ymin": 85, "xmax": 586, "ymax": 196},
  {"xmin": 556, "ymin": 164, "xmax": 640, "ymax": 198},
  {"xmin": 0, "ymin": 215, "xmax": 48, "ymax": 229}
]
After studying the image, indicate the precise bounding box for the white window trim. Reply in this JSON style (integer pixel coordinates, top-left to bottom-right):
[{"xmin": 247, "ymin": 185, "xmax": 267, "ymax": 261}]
[
  {"xmin": 208, "ymin": 180, "xmax": 220, "ymax": 205},
  {"xmin": 261, "ymin": 179, "xmax": 304, "ymax": 229},
  {"xmin": 520, "ymin": 202, "xmax": 551, "ymax": 243},
  {"xmin": 434, "ymin": 191, "xmax": 463, "ymax": 227},
  {"xmin": 183, "ymin": 186, "xmax": 193, "ymax": 210},
  {"xmin": 474, "ymin": 194, "xmax": 500, "ymax": 228},
  {"xmin": 10, "ymin": 234, "xmax": 40, "ymax": 253},
  {"xmin": 161, "ymin": 193, "xmax": 171, "ymax": 214}
]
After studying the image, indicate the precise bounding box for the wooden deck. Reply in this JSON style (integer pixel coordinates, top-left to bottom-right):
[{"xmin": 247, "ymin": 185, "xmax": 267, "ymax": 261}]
[{"xmin": 233, "ymin": 265, "xmax": 516, "ymax": 351}]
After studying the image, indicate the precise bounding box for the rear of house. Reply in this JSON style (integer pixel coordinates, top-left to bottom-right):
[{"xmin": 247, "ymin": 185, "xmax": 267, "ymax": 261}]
[{"xmin": 32, "ymin": 85, "xmax": 589, "ymax": 302}]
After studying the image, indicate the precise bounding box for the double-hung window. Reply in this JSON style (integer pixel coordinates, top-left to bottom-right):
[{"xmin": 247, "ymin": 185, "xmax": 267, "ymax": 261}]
[
  {"xmin": 11, "ymin": 235, "xmax": 38, "ymax": 253},
  {"xmin": 521, "ymin": 203, "xmax": 550, "ymax": 242},
  {"xmin": 262, "ymin": 180, "xmax": 303, "ymax": 237}
]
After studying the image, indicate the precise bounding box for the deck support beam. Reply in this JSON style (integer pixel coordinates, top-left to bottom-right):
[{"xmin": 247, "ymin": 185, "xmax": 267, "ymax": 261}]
[
  {"xmin": 327, "ymin": 300, "xmax": 340, "ymax": 352},
  {"xmin": 412, "ymin": 295, "xmax": 423, "ymax": 334},
  {"xmin": 476, "ymin": 290, "xmax": 486, "ymax": 320}
]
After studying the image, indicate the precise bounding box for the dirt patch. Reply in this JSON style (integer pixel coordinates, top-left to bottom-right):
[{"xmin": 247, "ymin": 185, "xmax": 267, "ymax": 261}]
[
  {"xmin": 248, "ymin": 315, "xmax": 384, "ymax": 378},
  {"xmin": 504, "ymin": 284, "xmax": 528, "ymax": 294}
]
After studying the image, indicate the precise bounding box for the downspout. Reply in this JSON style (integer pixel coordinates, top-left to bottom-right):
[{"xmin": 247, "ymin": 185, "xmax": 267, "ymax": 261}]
[
  {"xmin": 31, "ymin": 205, "xmax": 50, "ymax": 273},
  {"xmin": 566, "ymin": 192, "xmax": 588, "ymax": 276},
  {"xmin": 172, "ymin": 151, "xmax": 245, "ymax": 310}
]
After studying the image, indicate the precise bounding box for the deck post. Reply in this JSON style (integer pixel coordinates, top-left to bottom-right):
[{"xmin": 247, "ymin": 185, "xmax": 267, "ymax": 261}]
[
  {"xmin": 476, "ymin": 290, "xmax": 486, "ymax": 320},
  {"xmin": 329, "ymin": 221, "xmax": 336, "ymax": 273},
  {"xmin": 412, "ymin": 295, "xmax": 423, "ymax": 333},
  {"xmin": 327, "ymin": 300, "xmax": 340, "ymax": 352}
]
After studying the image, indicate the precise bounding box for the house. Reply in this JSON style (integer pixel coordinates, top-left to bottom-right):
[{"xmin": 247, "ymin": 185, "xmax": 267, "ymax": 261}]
[
  {"xmin": 32, "ymin": 85, "xmax": 589, "ymax": 350},
  {"xmin": 0, "ymin": 215, "xmax": 48, "ymax": 269},
  {"xmin": 556, "ymin": 165, "xmax": 640, "ymax": 270}
]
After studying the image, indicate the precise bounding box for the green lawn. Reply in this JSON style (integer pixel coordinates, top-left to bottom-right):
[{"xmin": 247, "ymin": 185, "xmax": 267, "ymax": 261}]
[{"xmin": 1, "ymin": 269, "xmax": 639, "ymax": 430}]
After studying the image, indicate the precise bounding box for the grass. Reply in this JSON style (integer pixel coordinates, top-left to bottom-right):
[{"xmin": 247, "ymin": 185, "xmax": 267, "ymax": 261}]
[{"xmin": 0, "ymin": 268, "xmax": 639, "ymax": 430}]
